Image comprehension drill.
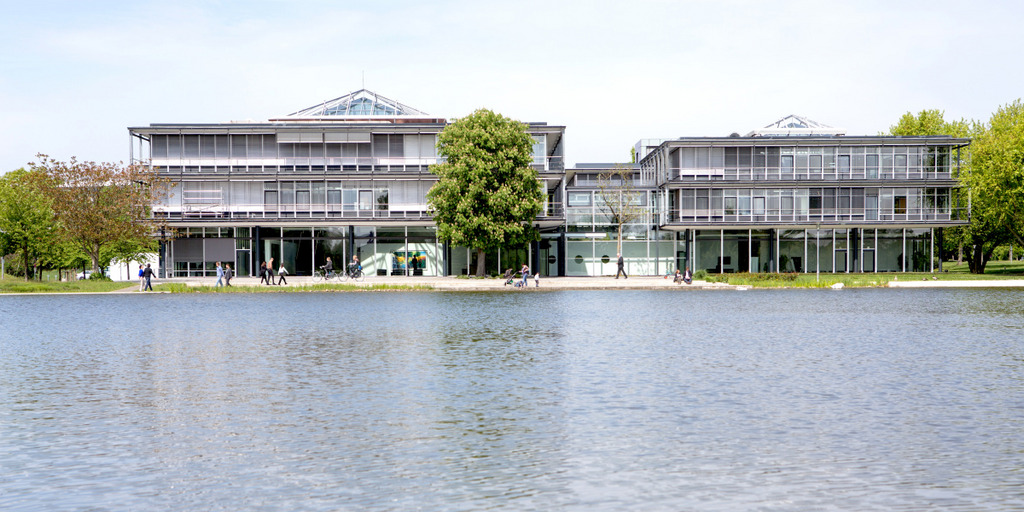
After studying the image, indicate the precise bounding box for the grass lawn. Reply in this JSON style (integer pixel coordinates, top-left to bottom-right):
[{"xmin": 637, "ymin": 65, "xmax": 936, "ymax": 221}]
[
  {"xmin": 153, "ymin": 283, "xmax": 434, "ymax": 293},
  {"xmin": 0, "ymin": 278, "xmax": 134, "ymax": 294},
  {"xmin": 708, "ymin": 260, "xmax": 1024, "ymax": 288}
]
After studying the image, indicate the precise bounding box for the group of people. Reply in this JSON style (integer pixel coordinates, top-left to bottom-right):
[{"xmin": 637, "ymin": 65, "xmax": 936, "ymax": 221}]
[
  {"xmin": 504, "ymin": 263, "xmax": 539, "ymax": 288},
  {"xmin": 136, "ymin": 263, "xmax": 157, "ymax": 291},
  {"xmin": 673, "ymin": 267, "xmax": 693, "ymax": 285},
  {"xmin": 319, "ymin": 255, "xmax": 362, "ymax": 278},
  {"xmin": 214, "ymin": 261, "xmax": 234, "ymax": 287},
  {"xmin": 259, "ymin": 258, "xmax": 288, "ymax": 285}
]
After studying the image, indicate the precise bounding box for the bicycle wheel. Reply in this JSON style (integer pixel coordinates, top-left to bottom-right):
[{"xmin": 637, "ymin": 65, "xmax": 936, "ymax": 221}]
[
  {"xmin": 339, "ymin": 272, "xmax": 350, "ymax": 282},
  {"xmin": 354, "ymin": 269, "xmax": 365, "ymax": 282},
  {"xmin": 312, "ymin": 271, "xmax": 324, "ymax": 283}
]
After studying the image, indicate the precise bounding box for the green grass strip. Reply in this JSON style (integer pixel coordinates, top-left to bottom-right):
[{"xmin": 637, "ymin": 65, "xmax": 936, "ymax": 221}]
[
  {"xmin": 0, "ymin": 280, "xmax": 133, "ymax": 293},
  {"xmin": 153, "ymin": 283, "xmax": 434, "ymax": 293}
]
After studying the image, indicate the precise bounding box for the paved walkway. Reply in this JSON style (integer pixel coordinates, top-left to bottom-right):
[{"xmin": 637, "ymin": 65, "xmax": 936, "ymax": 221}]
[{"xmin": 152, "ymin": 275, "xmax": 734, "ymax": 291}]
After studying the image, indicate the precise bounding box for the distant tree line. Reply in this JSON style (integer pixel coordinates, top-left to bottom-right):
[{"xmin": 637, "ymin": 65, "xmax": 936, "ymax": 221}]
[{"xmin": 0, "ymin": 155, "xmax": 168, "ymax": 281}]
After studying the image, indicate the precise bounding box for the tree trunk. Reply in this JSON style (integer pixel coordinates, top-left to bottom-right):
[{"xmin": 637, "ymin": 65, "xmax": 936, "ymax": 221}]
[
  {"xmin": 21, "ymin": 248, "xmax": 30, "ymax": 282},
  {"xmin": 617, "ymin": 223, "xmax": 623, "ymax": 256},
  {"xmin": 969, "ymin": 244, "xmax": 988, "ymax": 274},
  {"xmin": 475, "ymin": 248, "xmax": 486, "ymax": 277}
]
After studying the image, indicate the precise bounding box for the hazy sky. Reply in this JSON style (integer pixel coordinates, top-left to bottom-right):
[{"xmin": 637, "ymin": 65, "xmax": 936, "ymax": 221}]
[{"xmin": 1, "ymin": 0, "xmax": 1021, "ymax": 171}]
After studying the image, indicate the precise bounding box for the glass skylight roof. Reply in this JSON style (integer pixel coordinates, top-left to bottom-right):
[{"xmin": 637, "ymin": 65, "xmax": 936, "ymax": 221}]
[
  {"xmin": 287, "ymin": 89, "xmax": 428, "ymax": 118},
  {"xmin": 747, "ymin": 115, "xmax": 845, "ymax": 136}
]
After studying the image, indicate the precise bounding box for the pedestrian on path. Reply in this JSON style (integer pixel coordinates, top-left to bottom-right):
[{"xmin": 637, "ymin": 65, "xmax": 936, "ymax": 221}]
[
  {"xmin": 267, "ymin": 257, "xmax": 277, "ymax": 285},
  {"xmin": 519, "ymin": 263, "xmax": 530, "ymax": 288},
  {"xmin": 215, "ymin": 261, "xmax": 224, "ymax": 287},
  {"xmin": 259, "ymin": 261, "xmax": 269, "ymax": 285},
  {"xmin": 277, "ymin": 262, "xmax": 288, "ymax": 285},
  {"xmin": 138, "ymin": 265, "xmax": 145, "ymax": 291},
  {"xmin": 224, "ymin": 264, "xmax": 233, "ymax": 286},
  {"xmin": 143, "ymin": 264, "xmax": 155, "ymax": 291},
  {"xmin": 616, "ymin": 253, "xmax": 627, "ymax": 279}
]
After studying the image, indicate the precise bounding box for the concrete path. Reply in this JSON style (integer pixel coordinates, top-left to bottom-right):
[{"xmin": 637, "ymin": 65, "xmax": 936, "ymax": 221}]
[{"xmin": 146, "ymin": 275, "xmax": 735, "ymax": 291}]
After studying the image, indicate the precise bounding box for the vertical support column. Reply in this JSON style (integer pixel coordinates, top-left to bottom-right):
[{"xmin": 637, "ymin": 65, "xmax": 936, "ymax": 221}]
[
  {"xmin": 902, "ymin": 228, "xmax": 907, "ymax": 272},
  {"xmin": 253, "ymin": 226, "xmax": 262, "ymax": 278},
  {"xmin": 930, "ymin": 227, "xmax": 935, "ymax": 273}
]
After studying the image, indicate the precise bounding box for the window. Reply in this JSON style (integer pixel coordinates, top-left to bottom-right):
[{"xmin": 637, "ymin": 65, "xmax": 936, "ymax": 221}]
[
  {"xmin": 781, "ymin": 155, "xmax": 794, "ymax": 176},
  {"xmin": 838, "ymin": 155, "xmax": 851, "ymax": 177},
  {"xmin": 894, "ymin": 196, "xmax": 907, "ymax": 215},
  {"xmin": 568, "ymin": 192, "xmax": 592, "ymax": 206},
  {"xmin": 866, "ymin": 154, "xmax": 879, "ymax": 178}
]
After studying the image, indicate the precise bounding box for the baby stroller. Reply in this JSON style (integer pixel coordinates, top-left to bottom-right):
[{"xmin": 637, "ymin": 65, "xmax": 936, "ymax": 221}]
[{"xmin": 502, "ymin": 269, "xmax": 516, "ymax": 286}]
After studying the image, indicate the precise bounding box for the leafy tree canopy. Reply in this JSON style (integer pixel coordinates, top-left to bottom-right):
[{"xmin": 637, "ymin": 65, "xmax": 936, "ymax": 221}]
[
  {"xmin": 0, "ymin": 168, "xmax": 59, "ymax": 280},
  {"xmin": 30, "ymin": 154, "xmax": 169, "ymax": 273},
  {"xmin": 427, "ymin": 109, "xmax": 543, "ymax": 275},
  {"xmin": 889, "ymin": 104, "xmax": 1024, "ymax": 273}
]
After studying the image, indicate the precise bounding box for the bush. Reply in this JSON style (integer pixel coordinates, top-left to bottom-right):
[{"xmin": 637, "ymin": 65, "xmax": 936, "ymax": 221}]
[
  {"xmin": 88, "ymin": 273, "xmax": 112, "ymax": 281},
  {"xmin": 693, "ymin": 270, "xmax": 708, "ymax": 280}
]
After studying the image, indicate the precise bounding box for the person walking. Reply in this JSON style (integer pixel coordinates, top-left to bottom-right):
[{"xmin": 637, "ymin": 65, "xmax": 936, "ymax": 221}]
[
  {"xmin": 277, "ymin": 261, "xmax": 288, "ymax": 285},
  {"xmin": 259, "ymin": 261, "xmax": 268, "ymax": 285},
  {"xmin": 519, "ymin": 263, "xmax": 530, "ymax": 288},
  {"xmin": 215, "ymin": 261, "xmax": 224, "ymax": 287},
  {"xmin": 142, "ymin": 263, "xmax": 155, "ymax": 291},
  {"xmin": 615, "ymin": 253, "xmax": 627, "ymax": 279},
  {"xmin": 267, "ymin": 257, "xmax": 277, "ymax": 285},
  {"xmin": 224, "ymin": 264, "xmax": 233, "ymax": 286},
  {"xmin": 137, "ymin": 264, "xmax": 145, "ymax": 291}
]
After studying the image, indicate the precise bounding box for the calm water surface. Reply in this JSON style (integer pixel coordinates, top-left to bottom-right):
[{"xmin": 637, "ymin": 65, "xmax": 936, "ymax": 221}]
[{"xmin": 1, "ymin": 289, "xmax": 1023, "ymax": 511}]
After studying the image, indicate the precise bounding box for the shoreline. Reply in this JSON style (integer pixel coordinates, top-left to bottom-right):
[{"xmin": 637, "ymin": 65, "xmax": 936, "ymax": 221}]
[{"xmin": 4, "ymin": 275, "xmax": 1024, "ymax": 295}]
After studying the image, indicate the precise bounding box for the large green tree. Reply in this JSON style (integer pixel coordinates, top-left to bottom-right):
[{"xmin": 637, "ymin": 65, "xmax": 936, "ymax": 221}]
[
  {"xmin": 0, "ymin": 168, "xmax": 60, "ymax": 281},
  {"xmin": 969, "ymin": 100, "xmax": 1024, "ymax": 250},
  {"xmin": 427, "ymin": 109, "xmax": 543, "ymax": 276},
  {"xmin": 31, "ymin": 154, "xmax": 168, "ymax": 274},
  {"xmin": 890, "ymin": 105, "xmax": 1024, "ymax": 273}
]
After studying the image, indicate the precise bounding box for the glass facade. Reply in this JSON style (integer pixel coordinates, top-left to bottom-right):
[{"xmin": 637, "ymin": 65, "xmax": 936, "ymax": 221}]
[{"xmin": 133, "ymin": 94, "xmax": 967, "ymax": 278}]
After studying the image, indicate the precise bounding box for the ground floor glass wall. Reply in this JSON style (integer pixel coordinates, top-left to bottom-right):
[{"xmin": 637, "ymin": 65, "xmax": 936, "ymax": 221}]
[
  {"xmin": 167, "ymin": 225, "xmax": 446, "ymax": 277},
  {"xmin": 565, "ymin": 230, "xmax": 677, "ymax": 276}
]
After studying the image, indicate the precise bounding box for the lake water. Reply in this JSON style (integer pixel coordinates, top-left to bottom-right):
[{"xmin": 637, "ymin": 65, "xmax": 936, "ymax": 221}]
[{"xmin": 1, "ymin": 289, "xmax": 1023, "ymax": 511}]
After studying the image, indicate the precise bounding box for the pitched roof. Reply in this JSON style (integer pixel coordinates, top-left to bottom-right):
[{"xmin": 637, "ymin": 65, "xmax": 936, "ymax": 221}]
[
  {"xmin": 747, "ymin": 115, "xmax": 845, "ymax": 136},
  {"xmin": 285, "ymin": 89, "xmax": 428, "ymax": 118}
]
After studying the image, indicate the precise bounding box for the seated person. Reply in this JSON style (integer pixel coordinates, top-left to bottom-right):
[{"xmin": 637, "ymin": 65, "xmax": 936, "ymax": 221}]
[{"xmin": 673, "ymin": 269, "xmax": 683, "ymax": 284}]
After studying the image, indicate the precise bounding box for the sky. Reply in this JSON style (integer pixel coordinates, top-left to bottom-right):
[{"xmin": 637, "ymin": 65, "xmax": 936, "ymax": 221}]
[{"xmin": 1, "ymin": 0, "xmax": 1022, "ymax": 172}]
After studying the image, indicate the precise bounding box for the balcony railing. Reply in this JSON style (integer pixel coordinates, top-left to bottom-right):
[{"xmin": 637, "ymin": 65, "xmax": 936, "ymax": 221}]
[
  {"xmin": 151, "ymin": 156, "xmax": 566, "ymax": 173},
  {"xmin": 662, "ymin": 206, "xmax": 968, "ymax": 225},
  {"xmin": 152, "ymin": 201, "xmax": 565, "ymax": 221},
  {"xmin": 667, "ymin": 167, "xmax": 955, "ymax": 182}
]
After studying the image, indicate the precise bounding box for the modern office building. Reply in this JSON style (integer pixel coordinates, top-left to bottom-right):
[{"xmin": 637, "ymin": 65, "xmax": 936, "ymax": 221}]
[
  {"xmin": 129, "ymin": 89, "xmax": 566, "ymax": 278},
  {"xmin": 132, "ymin": 95, "xmax": 969, "ymax": 277},
  {"xmin": 642, "ymin": 116, "xmax": 968, "ymax": 274}
]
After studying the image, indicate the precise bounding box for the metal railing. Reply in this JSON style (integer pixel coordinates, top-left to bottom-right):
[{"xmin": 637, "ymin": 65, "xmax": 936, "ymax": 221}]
[
  {"xmin": 152, "ymin": 155, "xmax": 566, "ymax": 173},
  {"xmin": 669, "ymin": 167, "xmax": 956, "ymax": 182},
  {"xmin": 153, "ymin": 201, "xmax": 565, "ymax": 221},
  {"xmin": 663, "ymin": 206, "xmax": 968, "ymax": 224}
]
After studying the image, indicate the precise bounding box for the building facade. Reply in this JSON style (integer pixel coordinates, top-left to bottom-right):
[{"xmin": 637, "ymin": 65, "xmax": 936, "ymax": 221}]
[
  {"xmin": 132, "ymin": 97, "xmax": 968, "ymax": 278},
  {"xmin": 130, "ymin": 90, "xmax": 566, "ymax": 278},
  {"xmin": 562, "ymin": 116, "xmax": 969, "ymax": 275}
]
